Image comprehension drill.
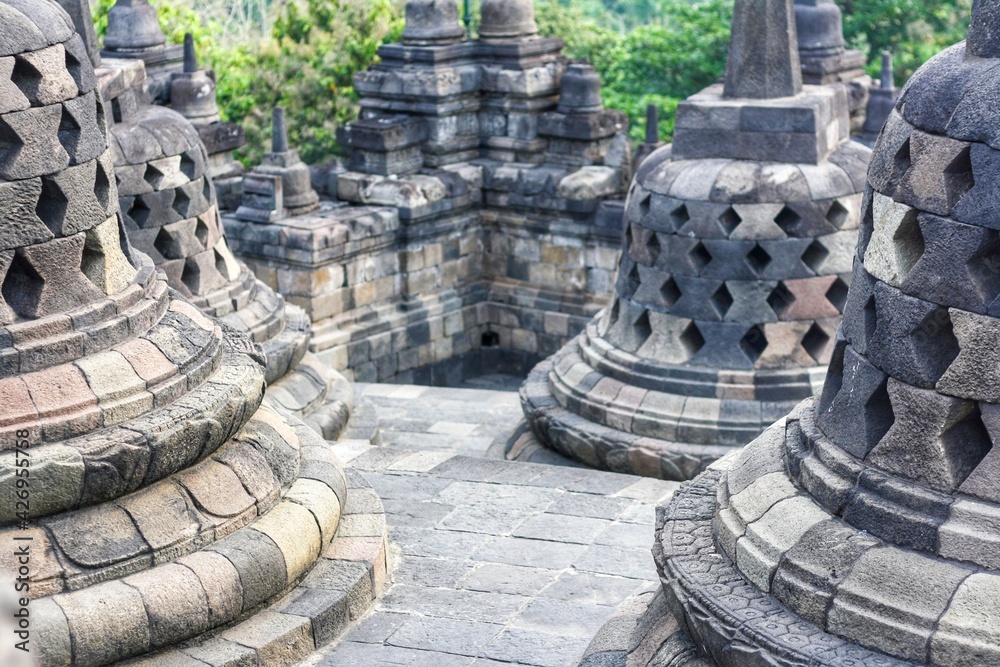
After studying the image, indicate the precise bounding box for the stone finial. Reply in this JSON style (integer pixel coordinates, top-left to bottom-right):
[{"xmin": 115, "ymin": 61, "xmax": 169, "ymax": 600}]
[
  {"xmin": 724, "ymin": 0, "xmax": 803, "ymax": 99},
  {"xmin": 859, "ymin": 50, "xmax": 897, "ymax": 144},
  {"xmin": 55, "ymin": 0, "xmax": 101, "ymax": 67},
  {"xmin": 401, "ymin": 0, "xmax": 465, "ymax": 46},
  {"xmin": 645, "ymin": 104, "xmax": 659, "ymax": 144},
  {"xmin": 183, "ymin": 32, "xmax": 197, "ymax": 73},
  {"xmin": 479, "ymin": 0, "xmax": 539, "ymax": 41},
  {"xmin": 104, "ymin": 0, "xmax": 167, "ymax": 51},
  {"xmin": 272, "ymin": 107, "xmax": 289, "ymax": 153},
  {"xmin": 794, "ymin": 0, "xmax": 845, "ymax": 54},
  {"xmin": 556, "ymin": 63, "xmax": 603, "ymax": 114},
  {"xmin": 968, "ymin": 0, "xmax": 1000, "ymax": 58},
  {"xmin": 169, "ymin": 33, "xmax": 220, "ymax": 124},
  {"xmin": 879, "ymin": 50, "xmax": 895, "ymax": 90}
]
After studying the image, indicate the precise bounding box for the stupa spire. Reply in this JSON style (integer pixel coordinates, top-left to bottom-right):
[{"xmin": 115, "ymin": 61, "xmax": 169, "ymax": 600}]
[
  {"xmin": 968, "ymin": 0, "xmax": 1000, "ymax": 58},
  {"xmin": 724, "ymin": 0, "xmax": 803, "ymax": 99}
]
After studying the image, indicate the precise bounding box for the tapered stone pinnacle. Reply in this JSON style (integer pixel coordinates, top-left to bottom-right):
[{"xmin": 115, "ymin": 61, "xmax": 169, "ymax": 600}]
[
  {"xmin": 645, "ymin": 104, "xmax": 659, "ymax": 144},
  {"xmin": 880, "ymin": 50, "xmax": 894, "ymax": 89},
  {"xmin": 968, "ymin": 0, "xmax": 1000, "ymax": 58},
  {"xmin": 183, "ymin": 33, "xmax": 198, "ymax": 73},
  {"xmin": 56, "ymin": 0, "xmax": 101, "ymax": 67},
  {"xmin": 724, "ymin": 0, "xmax": 803, "ymax": 99},
  {"xmin": 272, "ymin": 107, "xmax": 289, "ymax": 153}
]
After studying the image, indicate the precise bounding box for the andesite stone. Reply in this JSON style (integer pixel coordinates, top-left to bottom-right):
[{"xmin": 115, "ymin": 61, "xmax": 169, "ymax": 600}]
[
  {"xmin": 860, "ymin": 51, "xmax": 899, "ymax": 147},
  {"xmin": 0, "ymin": 4, "xmax": 356, "ymax": 665},
  {"xmin": 649, "ymin": 1, "xmax": 1000, "ymax": 665},
  {"xmin": 101, "ymin": 0, "xmax": 183, "ymax": 103},
  {"xmin": 517, "ymin": 0, "xmax": 869, "ymax": 479},
  {"xmin": 795, "ymin": 0, "xmax": 872, "ymax": 133},
  {"xmin": 479, "ymin": 0, "xmax": 539, "ymax": 41},
  {"xmin": 401, "ymin": 0, "xmax": 465, "ymax": 46}
]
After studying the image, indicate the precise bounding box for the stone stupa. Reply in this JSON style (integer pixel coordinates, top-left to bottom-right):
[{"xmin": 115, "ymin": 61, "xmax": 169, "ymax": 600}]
[
  {"xmin": 169, "ymin": 33, "xmax": 247, "ymax": 209},
  {"xmin": 859, "ymin": 50, "xmax": 898, "ymax": 146},
  {"xmin": 100, "ymin": 0, "xmax": 183, "ymax": 103},
  {"xmin": 518, "ymin": 0, "xmax": 871, "ymax": 479},
  {"xmin": 99, "ymin": 58, "xmax": 319, "ymax": 388},
  {"xmin": 651, "ymin": 0, "xmax": 1000, "ymax": 664},
  {"xmin": 0, "ymin": 1, "xmax": 379, "ymax": 663},
  {"xmin": 795, "ymin": 0, "xmax": 872, "ymax": 133}
]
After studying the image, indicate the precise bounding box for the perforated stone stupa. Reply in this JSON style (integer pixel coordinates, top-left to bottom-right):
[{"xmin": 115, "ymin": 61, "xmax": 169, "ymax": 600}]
[
  {"xmin": 650, "ymin": 1, "xmax": 1000, "ymax": 664},
  {"xmin": 0, "ymin": 1, "xmax": 378, "ymax": 663},
  {"xmin": 518, "ymin": 0, "xmax": 871, "ymax": 479},
  {"xmin": 97, "ymin": 55, "xmax": 319, "ymax": 391}
]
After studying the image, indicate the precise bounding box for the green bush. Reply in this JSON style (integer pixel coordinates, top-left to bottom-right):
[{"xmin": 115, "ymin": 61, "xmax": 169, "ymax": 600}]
[{"xmin": 92, "ymin": 0, "xmax": 971, "ymax": 164}]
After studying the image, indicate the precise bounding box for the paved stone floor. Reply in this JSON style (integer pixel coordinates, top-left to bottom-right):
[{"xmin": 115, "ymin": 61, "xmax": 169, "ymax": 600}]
[
  {"xmin": 296, "ymin": 443, "xmax": 676, "ymax": 666},
  {"xmin": 296, "ymin": 383, "xmax": 677, "ymax": 666},
  {"xmin": 357, "ymin": 381, "xmax": 526, "ymax": 457}
]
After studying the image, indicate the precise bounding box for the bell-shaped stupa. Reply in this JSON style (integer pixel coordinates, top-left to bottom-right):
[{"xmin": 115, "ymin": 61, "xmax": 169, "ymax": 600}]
[
  {"xmin": 101, "ymin": 61, "xmax": 312, "ymax": 386},
  {"xmin": 0, "ymin": 2, "xmax": 371, "ymax": 664},
  {"xmin": 100, "ymin": 0, "xmax": 183, "ymax": 103},
  {"xmin": 518, "ymin": 0, "xmax": 871, "ymax": 479},
  {"xmin": 652, "ymin": 1, "xmax": 1000, "ymax": 664}
]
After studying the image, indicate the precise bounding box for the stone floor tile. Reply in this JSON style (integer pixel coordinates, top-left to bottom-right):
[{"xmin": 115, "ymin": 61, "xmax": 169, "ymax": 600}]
[
  {"xmin": 381, "ymin": 498, "xmax": 455, "ymax": 528},
  {"xmin": 317, "ymin": 641, "xmax": 475, "ymax": 667},
  {"xmin": 613, "ymin": 477, "xmax": 680, "ymax": 503},
  {"xmin": 595, "ymin": 522, "xmax": 655, "ymax": 549},
  {"xmin": 379, "ymin": 584, "xmax": 528, "ymax": 624},
  {"xmin": 482, "ymin": 627, "xmax": 589, "ymax": 667},
  {"xmin": 439, "ymin": 504, "xmax": 528, "ymax": 535},
  {"xmin": 513, "ymin": 513, "xmax": 609, "ymax": 544},
  {"xmin": 538, "ymin": 571, "xmax": 645, "ymax": 606},
  {"xmin": 545, "ymin": 493, "xmax": 634, "ymax": 520},
  {"xmin": 387, "ymin": 617, "xmax": 503, "ymax": 656},
  {"xmin": 428, "ymin": 421, "xmax": 482, "ymax": 436},
  {"xmin": 460, "ymin": 563, "xmax": 560, "ymax": 597},
  {"xmin": 509, "ymin": 597, "xmax": 617, "ymax": 638},
  {"xmin": 574, "ymin": 543, "xmax": 658, "ymax": 580},
  {"xmin": 393, "ymin": 556, "xmax": 477, "ymax": 588},
  {"xmin": 473, "ymin": 536, "xmax": 589, "ymax": 568},
  {"xmin": 341, "ymin": 611, "xmax": 409, "ymax": 644},
  {"xmin": 390, "ymin": 527, "xmax": 490, "ymax": 559}
]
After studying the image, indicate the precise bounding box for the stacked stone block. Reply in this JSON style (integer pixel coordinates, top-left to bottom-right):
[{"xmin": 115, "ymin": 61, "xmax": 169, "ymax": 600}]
[
  {"xmin": 795, "ymin": 0, "xmax": 872, "ymax": 133},
  {"xmin": 342, "ymin": 0, "xmax": 479, "ymax": 172},
  {"xmin": 650, "ymin": 2, "xmax": 1000, "ymax": 665},
  {"xmin": 225, "ymin": 0, "xmax": 628, "ymax": 385},
  {"xmin": 0, "ymin": 4, "xmax": 372, "ymax": 664},
  {"xmin": 519, "ymin": 0, "xmax": 870, "ymax": 479},
  {"xmin": 237, "ymin": 107, "xmax": 320, "ymax": 220}
]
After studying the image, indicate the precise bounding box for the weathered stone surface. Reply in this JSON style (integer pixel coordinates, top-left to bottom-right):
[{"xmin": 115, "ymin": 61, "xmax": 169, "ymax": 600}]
[{"xmin": 653, "ymin": 7, "xmax": 1000, "ymax": 667}]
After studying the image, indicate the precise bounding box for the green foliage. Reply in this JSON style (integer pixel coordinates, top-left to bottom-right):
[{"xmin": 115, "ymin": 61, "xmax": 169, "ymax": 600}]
[
  {"xmin": 537, "ymin": 0, "xmax": 730, "ymax": 142},
  {"xmin": 226, "ymin": 0, "xmax": 404, "ymax": 165},
  {"xmin": 839, "ymin": 0, "xmax": 972, "ymax": 83},
  {"xmin": 93, "ymin": 0, "xmax": 402, "ymax": 165},
  {"xmin": 91, "ymin": 0, "xmax": 972, "ymax": 163}
]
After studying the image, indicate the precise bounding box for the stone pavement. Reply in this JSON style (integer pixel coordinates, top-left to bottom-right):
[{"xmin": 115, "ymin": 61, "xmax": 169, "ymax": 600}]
[
  {"xmin": 356, "ymin": 382, "xmax": 526, "ymax": 457},
  {"xmin": 300, "ymin": 442, "xmax": 679, "ymax": 667}
]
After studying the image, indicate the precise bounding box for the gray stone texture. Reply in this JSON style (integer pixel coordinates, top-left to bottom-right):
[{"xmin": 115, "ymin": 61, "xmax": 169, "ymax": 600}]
[
  {"xmin": 521, "ymin": 0, "xmax": 868, "ymax": 479},
  {"xmin": 0, "ymin": 6, "xmax": 366, "ymax": 667},
  {"xmin": 653, "ymin": 5, "xmax": 1000, "ymax": 667}
]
